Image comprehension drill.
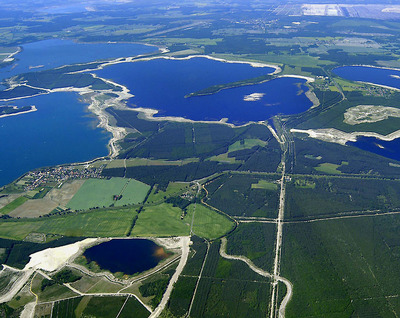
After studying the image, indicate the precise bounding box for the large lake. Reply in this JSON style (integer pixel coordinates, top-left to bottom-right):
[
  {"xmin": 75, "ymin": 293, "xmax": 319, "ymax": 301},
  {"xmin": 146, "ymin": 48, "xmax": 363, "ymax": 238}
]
[
  {"xmin": 334, "ymin": 65, "xmax": 400, "ymax": 161},
  {"xmin": 0, "ymin": 40, "xmax": 156, "ymax": 186},
  {"xmin": 83, "ymin": 239, "xmax": 170, "ymax": 275},
  {"xmin": 95, "ymin": 58, "xmax": 313, "ymax": 125}
]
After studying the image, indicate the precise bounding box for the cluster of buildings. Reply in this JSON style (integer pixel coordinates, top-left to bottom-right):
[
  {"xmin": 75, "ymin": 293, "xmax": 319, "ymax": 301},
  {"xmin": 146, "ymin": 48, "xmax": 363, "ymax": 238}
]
[{"xmin": 22, "ymin": 165, "xmax": 105, "ymax": 191}]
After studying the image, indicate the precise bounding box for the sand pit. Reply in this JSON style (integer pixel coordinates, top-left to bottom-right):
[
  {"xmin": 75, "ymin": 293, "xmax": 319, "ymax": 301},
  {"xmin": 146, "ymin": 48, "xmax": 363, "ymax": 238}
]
[{"xmin": 24, "ymin": 238, "xmax": 98, "ymax": 272}]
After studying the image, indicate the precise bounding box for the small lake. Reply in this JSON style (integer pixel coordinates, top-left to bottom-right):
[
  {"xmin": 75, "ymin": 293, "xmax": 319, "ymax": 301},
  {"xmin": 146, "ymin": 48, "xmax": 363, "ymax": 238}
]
[
  {"xmin": 334, "ymin": 65, "xmax": 400, "ymax": 161},
  {"xmin": 333, "ymin": 65, "xmax": 400, "ymax": 90},
  {"xmin": 95, "ymin": 58, "xmax": 313, "ymax": 125},
  {"xmin": 347, "ymin": 137, "xmax": 400, "ymax": 161},
  {"xmin": 83, "ymin": 239, "xmax": 170, "ymax": 275}
]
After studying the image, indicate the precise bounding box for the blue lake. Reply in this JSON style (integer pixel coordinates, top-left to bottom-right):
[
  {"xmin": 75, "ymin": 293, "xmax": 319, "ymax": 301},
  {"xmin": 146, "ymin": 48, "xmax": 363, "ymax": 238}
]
[
  {"xmin": 333, "ymin": 65, "xmax": 400, "ymax": 90},
  {"xmin": 0, "ymin": 40, "xmax": 156, "ymax": 186},
  {"xmin": 83, "ymin": 239, "xmax": 169, "ymax": 275},
  {"xmin": 0, "ymin": 93, "xmax": 110, "ymax": 186},
  {"xmin": 347, "ymin": 137, "xmax": 400, "ymax": 161},
  {"xmin": 95, "ymin": 58, "xmax": 313, "ymax": 125},
  {"xmin": 0, "ymin": 39, "xmax": 156, "ymax": 84},
  {"xmin": 335, "ymin": 65, "xmax": 400, "ymax": 161}
]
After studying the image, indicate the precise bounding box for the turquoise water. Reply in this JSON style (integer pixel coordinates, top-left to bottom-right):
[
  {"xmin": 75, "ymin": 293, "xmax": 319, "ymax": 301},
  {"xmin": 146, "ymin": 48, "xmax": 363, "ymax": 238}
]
[
  {"xmin": 96, "ymin": 58, "xmax": 312, "ymax": 125},
  {"xmin": 334, "ymin": 66, "xmax": 400, "ymax": 161},
  {"xmin": 0, "ymin": 40, "xmax": 156, "ymax": 186}
]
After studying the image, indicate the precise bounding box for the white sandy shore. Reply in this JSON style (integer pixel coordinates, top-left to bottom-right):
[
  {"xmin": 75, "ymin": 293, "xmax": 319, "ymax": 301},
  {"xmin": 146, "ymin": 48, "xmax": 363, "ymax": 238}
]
[
  {"xmin": 291, "ymin": 128, "xmax": 400, "ymax": 145},
  {"xmin": 278, "ymin": 74, "xmax": 315, "ymax": 82},
  {"xmin": 0, "ymin": 105, "xmax": 37, "ymax": 119},
  {"xmin": 0, "ymin": 238, "xmax": 101, "ymax": 304},
  {"xmin": 352, "ymin": 64, "xmax": 400, "ymax": 73},
  {"xmin": 24, "ymin": 238, "xmax": 99, "ymax": 272},
  {"xmin": 73, "ymin": 54, "xmax": 282, "ymax": 75},
  {"xmin": 2, "ymin": 47, "xmax": 21, "ymax": 63},
  {"xmin": 0, "ymin": 52, "xmax": 320, "ymax": 158}
]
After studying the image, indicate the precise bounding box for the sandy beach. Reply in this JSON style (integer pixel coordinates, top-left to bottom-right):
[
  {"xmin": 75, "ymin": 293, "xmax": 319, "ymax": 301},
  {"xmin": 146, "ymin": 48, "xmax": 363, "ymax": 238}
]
[
  {"xmin": 0, "ymin": 51, "xmax": 322, "ymax": 159},
  {"xmin": 291, "ymin": 127, "xmax": 400, "ymax": 145}
]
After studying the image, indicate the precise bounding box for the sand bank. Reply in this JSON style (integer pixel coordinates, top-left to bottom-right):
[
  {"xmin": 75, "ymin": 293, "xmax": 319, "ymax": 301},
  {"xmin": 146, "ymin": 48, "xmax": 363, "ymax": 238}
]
[
  {"xmin": 291, "ymin": 127, "xmax": 400, "ymax": 145},
  {"xmin": 24, "ymin": 238, "xmax": 99, "ymax": 272},
  {"xmin": 0, "ymin": 106, "xmax": 37, "ymax": 119}
]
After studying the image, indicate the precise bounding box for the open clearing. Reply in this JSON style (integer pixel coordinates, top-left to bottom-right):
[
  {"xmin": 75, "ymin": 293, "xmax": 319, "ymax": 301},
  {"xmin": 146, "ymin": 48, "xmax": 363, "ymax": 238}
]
[
  {"xmin": 0, "ymin": 208, "xmax": 137, "ymax": 240},
  {"xmin": 9, "ymin": 199, "xmax": 58, "ymax": 218},
  {"xmin": 0, "ymin": 196, "xmax": 28, "ymax": 215},
  {"xmin": 67, "ymin": 177, "xmax": 150, "ymax": 211},
  {"xmin": 0, "ymin": 194, "xmax": 23, "ymax": 210},
  {"xmin": 131, "ymin": 203, "xmax": 233, "ymax": 239},
  {"xmin": 46, "ymin": 179, "xmax": 85, "ymax": 207}
]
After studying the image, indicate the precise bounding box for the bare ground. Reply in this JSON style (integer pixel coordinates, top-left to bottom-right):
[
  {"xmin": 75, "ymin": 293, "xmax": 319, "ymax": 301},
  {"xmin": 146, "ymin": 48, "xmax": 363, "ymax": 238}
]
[
  {"xmin": 46, "ymin": 180, "xmax": 86, "ymax": 207},
  {"xmin": 9, "ymin": 199, "xmax": 58, "ymax": 218}
]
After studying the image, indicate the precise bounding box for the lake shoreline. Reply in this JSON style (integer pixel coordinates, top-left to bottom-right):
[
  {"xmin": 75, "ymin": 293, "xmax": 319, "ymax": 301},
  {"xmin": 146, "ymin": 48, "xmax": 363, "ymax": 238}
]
[
  {"xmin": 0, "ymin": 53, "xmax": 317, "ymax": 160},
  {"xmin": 0, "ymin": 105, "xmax": 37, "ymax": 118}
]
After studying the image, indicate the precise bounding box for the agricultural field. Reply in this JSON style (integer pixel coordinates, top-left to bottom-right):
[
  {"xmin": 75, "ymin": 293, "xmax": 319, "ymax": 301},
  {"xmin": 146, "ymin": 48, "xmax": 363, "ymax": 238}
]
[
  {"xmin": 0, "ymin": 197, "xmax": 28, "ymax": 215},
  {"xmin": 2, "ymin": 2, "xmax": 400, "ymax": 318},
  {"xmin": 0, "ymin": 207, "xmax": 137, "ymax": 240},
  {"xmin": 131, "ymin": 202, "xmax": 234, "ymax": 239},
  {"xmin": 66, "ymin": 177, "xmax": 150, "ymax": 211}
]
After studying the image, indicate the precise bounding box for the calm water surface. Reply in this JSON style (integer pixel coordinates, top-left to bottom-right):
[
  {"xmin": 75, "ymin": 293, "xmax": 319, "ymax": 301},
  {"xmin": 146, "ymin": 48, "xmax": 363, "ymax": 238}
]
[
  {"xmin": 347, "ymin": 137, "xmax": 400, "ymax": 161},
  {"xmin": 96, "ymin": 58, "xmax": 312, "ymax": 125},
  {"xmin": 333, "ymin": 65, "xmax": 400, "ymax": 90},
  {"xmin": 0, "ymin": 40, "xmax": 155, "ymax": 186},
  {"xmin": 83, "ymin": 239, "xmax": 169, "ymax": 275},
  {"xmin": 335, "ymin": 65, "xmax": 400, "ymax": 160},
  {"xmin": 0, "ymin": 93, "xmax": 110, "ymax": 186},
  {"xmin": 0, "ymin": 39, "xmax": 156, "ymax": 83}
]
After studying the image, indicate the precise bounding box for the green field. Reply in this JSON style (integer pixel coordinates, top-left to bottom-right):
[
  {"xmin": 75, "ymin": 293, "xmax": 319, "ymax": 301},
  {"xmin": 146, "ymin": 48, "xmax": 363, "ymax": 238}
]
[
  {"xmin": 146, "ymin": 182, "xmax": 189, "ymax": 204},
  {"xmin": 131, "ymin": 203, "xmax": 233, "ymax": 239},
  {"xmin": 190, "ymin": 204, "xmax": 235, "ymax": 240},
  {"xmin": 0, "ymin": 208, "xmax": 137, "ymax": 240},
  {"xmin": 131, "ymin": 203, "xmax": 190, "ymax": 237},
  {"xmin": 314, "ymin": 162, "xmax": 348, "ymax": 174},
  {"xmin": 0, "ymin": 197, "xmax": 28, "ymax": 215},
  {"xmin": 67, "ymin": 177, "xmax": 150, "ymax": 210},
  {"xmin": 251, "ymin": 180, "xmax": 278, "ymax": 190}
]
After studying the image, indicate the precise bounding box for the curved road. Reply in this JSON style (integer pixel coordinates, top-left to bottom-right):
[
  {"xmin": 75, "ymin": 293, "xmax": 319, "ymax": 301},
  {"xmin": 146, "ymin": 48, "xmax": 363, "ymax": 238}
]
[{"xmin": 220, "ymin": 236, "xmax": 293, "ymax": 317}]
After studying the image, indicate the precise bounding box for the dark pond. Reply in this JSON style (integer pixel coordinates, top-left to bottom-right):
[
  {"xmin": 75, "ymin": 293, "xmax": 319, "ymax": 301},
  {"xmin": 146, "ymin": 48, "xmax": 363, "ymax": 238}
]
[{"xmin": 83, "ymin": 239, "xmax": 170, "ymax": 275}]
